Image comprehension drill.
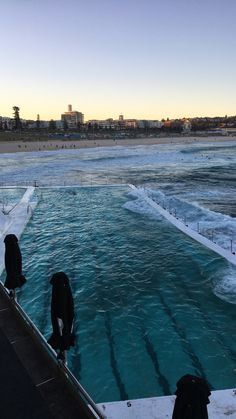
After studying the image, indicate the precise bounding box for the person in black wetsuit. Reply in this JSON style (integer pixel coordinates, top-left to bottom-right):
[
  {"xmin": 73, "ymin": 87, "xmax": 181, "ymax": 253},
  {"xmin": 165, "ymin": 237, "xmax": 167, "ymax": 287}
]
[
  {"xmin": 47, "ymin": 272, "xmax": 75, "ymax": 362},
  {"xmin": 172, "ymin": 374, "xmax": 211, "ymax": 419},
  {"xmin": 4, "ymin": 234, "xmax": 26, "ymax": 300}
]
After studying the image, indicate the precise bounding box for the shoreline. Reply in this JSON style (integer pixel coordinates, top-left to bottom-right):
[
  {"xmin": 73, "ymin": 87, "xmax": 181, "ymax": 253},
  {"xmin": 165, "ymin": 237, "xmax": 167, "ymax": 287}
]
[{"xmin": 0, "ymin": 135, "xmax": 235, "ymax": 153}]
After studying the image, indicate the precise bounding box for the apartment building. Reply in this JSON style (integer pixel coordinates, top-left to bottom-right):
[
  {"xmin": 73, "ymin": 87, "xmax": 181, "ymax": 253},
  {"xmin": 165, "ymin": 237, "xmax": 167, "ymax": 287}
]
[{"xmin": 61, "ymin": 105, "xmax": 84, "ymax": 129}]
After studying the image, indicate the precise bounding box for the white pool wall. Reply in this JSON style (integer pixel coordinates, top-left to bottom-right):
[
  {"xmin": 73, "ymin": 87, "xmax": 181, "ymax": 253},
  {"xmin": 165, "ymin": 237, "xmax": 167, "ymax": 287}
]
[
  {"xmin": 0, "ymin": 186, "xmax": 36, "ymax": 274},
  {"xmin": 129, "ymin": 184, "xmax": 236, "ymax": 267},
  {"xmin": 98, "ymin": 388, "xmax": 236, "ymax": 418}
]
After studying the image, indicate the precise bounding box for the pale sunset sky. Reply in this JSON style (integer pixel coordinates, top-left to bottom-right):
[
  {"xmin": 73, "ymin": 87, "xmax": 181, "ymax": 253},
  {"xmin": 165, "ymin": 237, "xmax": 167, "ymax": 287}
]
[{"xmin": 1, "ymin": 0, "xmax": 236, "ymax": 121}]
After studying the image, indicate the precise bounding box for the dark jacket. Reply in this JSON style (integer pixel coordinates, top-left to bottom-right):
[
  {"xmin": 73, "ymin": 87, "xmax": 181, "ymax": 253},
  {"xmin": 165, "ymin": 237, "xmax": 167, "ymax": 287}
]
[
  {"xmin": 4, "ymin": 234, "xmax": 26, "ymax": 290},
  {"xmin": 172, "ymin": 374, "xmax": 211, "ymax": 419},
  {"xmin": 47, "ymin": 272, "xmax": 75, "ymax": 351}
]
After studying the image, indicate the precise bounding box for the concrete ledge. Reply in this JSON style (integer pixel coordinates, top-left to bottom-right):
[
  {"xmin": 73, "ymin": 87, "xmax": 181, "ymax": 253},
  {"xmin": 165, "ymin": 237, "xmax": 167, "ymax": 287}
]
[{"xmin": 99, "ymin": 389, "xmax": 236, "ymax": 419}]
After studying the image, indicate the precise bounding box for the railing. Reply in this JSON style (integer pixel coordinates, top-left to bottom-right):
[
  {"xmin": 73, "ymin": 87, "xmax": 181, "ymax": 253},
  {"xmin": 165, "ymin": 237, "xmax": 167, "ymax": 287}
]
[
  {"xmin": 0, "ymin": 178, "xmax": 128, "ymax": 188},
  {"xmin": 154, "ymin": 197, "xmax": 235, "ymax": 255}
]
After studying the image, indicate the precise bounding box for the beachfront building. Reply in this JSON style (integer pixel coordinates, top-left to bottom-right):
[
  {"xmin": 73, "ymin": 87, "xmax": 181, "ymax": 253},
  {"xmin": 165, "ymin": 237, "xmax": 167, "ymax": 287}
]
[
  {"xmin": 0, "ymin": 116, "xmax": 11, "ymax": 130},
  {"xmin": 61, "ymin": 105, "xmax": 84, "ymax": 129},
  {"xmin": 117, "ymin": 115, "xmax": 137, "ymax": 129},
  {"xmin": 124, "ymin": 119, "xmax": 138, "ymax": 129},
  {"xmin": 86, "ymin": 117, "xmax": 139, "ymax": 130},
  {"xmin": 182, "ymin": 119, "xmax": 191, "ymax": 133},
  {"xmin": 137, "ymin": 120, "xmax": 163, "ymax": 129},
  {"xmin": 85, "ymin": 117, "xmax": 165, "ymax": 131},
  {"xmin": 87, "ymin": 119, "xmax": 117, "ymax": 130}
]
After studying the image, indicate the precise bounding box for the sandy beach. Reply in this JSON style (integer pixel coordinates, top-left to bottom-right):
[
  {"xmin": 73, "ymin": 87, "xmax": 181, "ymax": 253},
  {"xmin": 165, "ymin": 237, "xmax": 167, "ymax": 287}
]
[{"xmin": 0, "ymin": 135, "xmax": 235, "ymax": 153}]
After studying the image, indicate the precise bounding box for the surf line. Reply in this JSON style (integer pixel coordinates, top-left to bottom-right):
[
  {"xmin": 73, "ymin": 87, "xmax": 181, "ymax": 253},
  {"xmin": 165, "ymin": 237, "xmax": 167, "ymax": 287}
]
[{"xmin": 129, "ymin": 184, "xmax": 236, "ymax": 268}]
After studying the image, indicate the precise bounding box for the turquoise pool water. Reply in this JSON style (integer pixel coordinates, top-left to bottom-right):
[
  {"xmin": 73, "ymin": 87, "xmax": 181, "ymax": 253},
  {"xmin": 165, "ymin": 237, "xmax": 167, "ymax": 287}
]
[
  {"xmin": 0, "ymin": 188, "xmax": 26, "ymax": 206},
  {"xmin": 4, "ymin": 186, "xmax": 236, "ymax": 403}
]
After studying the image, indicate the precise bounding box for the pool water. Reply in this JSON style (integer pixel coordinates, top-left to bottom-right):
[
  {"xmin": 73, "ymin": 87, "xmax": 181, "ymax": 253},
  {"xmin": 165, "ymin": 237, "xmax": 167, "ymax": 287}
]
[
  {"xmin": 4, "ymin": 186, "xmax": 236, "ymax": 403},
  {"xmin": 0, "ymin": 188, "xmax": 26, "ymax": 207}
]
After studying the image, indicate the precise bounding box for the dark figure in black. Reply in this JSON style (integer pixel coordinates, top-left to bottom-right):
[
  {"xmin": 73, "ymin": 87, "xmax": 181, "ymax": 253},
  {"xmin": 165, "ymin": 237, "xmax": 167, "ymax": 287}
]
[
  {"xmin": 172, "ymin": 374, "xmax": 211, "ymax": 419},
  {"xmin": 47, "ymin": 272, "xmax": 75, "ymax": 362},
  {"xmin": 4, "ymin": 234, "xmax": 26, "ymax": 300}
]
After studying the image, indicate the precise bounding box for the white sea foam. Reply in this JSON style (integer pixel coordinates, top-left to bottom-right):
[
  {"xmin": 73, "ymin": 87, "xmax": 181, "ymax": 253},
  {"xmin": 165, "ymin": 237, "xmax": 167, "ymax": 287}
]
[
  {"xmin": 125, "ymin": 185, "xmax": 236, "ymax": 253},
  {"xmin": 123, "ymin": 198, "xmax": 163, "ymax": 220},
  {"xmin": 125, "ymin": 184, "xmax": 236, "ymax": 304},
  {"xmin": 213, "ymin": 268, "xmax": 236, "ymax": 304}
]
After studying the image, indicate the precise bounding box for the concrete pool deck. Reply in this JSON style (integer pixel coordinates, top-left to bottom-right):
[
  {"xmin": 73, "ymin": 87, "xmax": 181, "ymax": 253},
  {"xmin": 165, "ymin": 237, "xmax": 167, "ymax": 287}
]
[
  {"xmin": 0, "ymin": 287, "xmax": 99, "ymax": 419},
  {"xmin": 99, "ymin": 389, "xmax": 236, "ymax": 418}
]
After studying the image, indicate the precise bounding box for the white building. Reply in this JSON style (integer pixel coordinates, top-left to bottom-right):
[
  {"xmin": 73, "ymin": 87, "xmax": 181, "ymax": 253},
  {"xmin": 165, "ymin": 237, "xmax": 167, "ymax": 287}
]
[{"xmin": 182, "ymin": 119, "xmax": 192, "ymax": 133}]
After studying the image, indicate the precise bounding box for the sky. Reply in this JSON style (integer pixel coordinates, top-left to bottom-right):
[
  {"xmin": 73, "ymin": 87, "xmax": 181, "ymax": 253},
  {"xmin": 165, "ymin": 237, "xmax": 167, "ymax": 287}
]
[{"xmin": 1, "ymin": 0, "xmax": 236, "ymax": 121}]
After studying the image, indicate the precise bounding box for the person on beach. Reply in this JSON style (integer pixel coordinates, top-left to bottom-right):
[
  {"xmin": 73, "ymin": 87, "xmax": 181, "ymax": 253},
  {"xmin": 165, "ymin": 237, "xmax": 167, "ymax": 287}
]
[
  {"xmin": 47, "ymin": 272, "xmax": 75, "ymax": 362},
  {"xmin": 4, "ymin": 234, "xmax": 26, "ymax": 300}
]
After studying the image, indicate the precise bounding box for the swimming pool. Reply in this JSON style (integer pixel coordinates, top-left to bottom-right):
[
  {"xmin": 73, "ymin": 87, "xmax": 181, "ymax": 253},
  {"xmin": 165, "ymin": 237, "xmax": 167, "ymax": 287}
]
[{"xmin": 4, "ymin": 185, "xmax": 236, "ymax": 403}]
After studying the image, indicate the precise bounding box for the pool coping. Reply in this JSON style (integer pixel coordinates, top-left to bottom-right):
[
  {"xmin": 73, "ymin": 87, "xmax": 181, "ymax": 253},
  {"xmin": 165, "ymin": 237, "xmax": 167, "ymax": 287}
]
[{"xmin": 98, "ymin": 389, "xmax": 236, "ymax": 418}]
